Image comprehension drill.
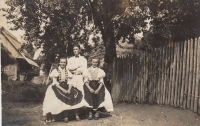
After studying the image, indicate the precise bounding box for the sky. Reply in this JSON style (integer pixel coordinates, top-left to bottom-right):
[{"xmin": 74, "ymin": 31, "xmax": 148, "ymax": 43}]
[{"xmin": 0, "ymin": 0, "xmax": 25, "ymax": 42}]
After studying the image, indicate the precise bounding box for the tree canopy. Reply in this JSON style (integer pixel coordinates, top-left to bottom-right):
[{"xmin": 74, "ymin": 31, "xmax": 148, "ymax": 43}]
[
  {"xmin": 3, "ymin": 0, "xmax": 200, "ymax": 64},
  {"xmin": 142, "ymin": 0, "xmax": 200, "ymax": 48}
]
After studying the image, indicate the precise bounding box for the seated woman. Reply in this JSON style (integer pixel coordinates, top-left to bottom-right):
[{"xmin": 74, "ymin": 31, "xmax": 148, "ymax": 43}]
[
  {"xmin": 42, "ymin": 57, "xmax": 84, "ymax": 123},
  {"xmin": 84, "ymin": 58, "xmax": 114, "ymax": 120}
]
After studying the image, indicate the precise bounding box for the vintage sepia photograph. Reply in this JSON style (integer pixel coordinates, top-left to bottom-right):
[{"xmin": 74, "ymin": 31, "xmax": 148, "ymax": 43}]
[{"xmin": 1, "ymin": 0, "xmax": 200, "ymax": 125}]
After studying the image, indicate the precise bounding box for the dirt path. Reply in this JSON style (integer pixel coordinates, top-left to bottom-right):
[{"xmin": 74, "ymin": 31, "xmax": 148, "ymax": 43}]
[{"xmin": 2, "ymin": 102, "xmax": 200, "ymax": 126}]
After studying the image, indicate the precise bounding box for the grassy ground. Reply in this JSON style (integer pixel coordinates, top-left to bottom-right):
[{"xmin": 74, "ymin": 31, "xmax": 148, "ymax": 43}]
[
  {"xmin": 2, "ymin": 102, "xmax": 200, "ymax": 126},
  {"xmin": 2, "ymin": 81, "xmax": 200, "ymax": 126}
]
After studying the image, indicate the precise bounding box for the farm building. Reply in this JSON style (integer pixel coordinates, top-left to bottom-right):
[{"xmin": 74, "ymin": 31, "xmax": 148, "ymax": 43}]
[{"xmin": 1, "ymin": 27, "xmax": 39, "ymax": 81}]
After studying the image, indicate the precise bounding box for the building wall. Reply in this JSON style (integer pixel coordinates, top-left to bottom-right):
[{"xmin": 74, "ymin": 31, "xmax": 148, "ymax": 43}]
[{"xmin": 4, "ymin": 63, "xmax": 18, "ymax": 80}]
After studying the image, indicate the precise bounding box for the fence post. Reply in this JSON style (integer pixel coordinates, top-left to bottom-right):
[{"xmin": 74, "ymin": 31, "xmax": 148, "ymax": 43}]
[
  {"xmin": 193, "ymin": 38, "xmax": 199, "ymax": 112},
  {"xmin": 197, "ymin": 38, "xmax": 200, "ymax": 114},
  {"xmin": 191, "ymin": 39, "xmax": 196, "ymax": 111}
]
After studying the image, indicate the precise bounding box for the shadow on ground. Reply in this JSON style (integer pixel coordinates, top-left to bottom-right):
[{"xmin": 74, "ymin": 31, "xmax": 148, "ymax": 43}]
[{"xmin": 2, "ymin": 102, "xmax": 200, "ymax": 126}]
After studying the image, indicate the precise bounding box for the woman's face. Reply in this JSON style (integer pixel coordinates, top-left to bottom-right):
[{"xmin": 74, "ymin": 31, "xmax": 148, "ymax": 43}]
[
  {"xmin": 59, "ymin": 59, "xmax": 67, "ymax": 69},
  {"xmin": 73, "ymin": 46, "xmax": 80, "ymax": 56},
  {"xmin": 92, "ymin": 59, "xmax": 99, "ymax": 68}
]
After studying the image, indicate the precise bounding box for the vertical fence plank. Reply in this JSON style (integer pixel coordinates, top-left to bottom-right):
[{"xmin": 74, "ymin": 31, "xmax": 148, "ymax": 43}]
[
  {"xmin": 159, "ymin": 47, "xmax": 163, "ymax": 105},
  {"xmin": 177, "ymin": 42, "xmax": 183, "ymax": 108},
  {"xmin": 184, "ymin": 40, "xmax": 190, "ymax": 109},
  {"xmin": 154, "ymin": 49, "xmax": 158, "ymax": 104},
  {"xmin": 118, "ymin": 57, "xmax": 122, "ymax": 101},
  {"xmin": 132, "ymin": 54, "xmax": 136, "ymax": 102},
  {"xmin": 164, "ymin": 46, "xmax": 169, "ymax": 105},
  {"xmin": 180, "ymin": 40, "xmax": 187, "ymax": 108},
  {"xmin": 162, "ymin": 46, "xmax": 166, "ymax": 105},
  {"xmin": 156, "ymin": 48, "xmax": 161, "ymax": 105},
  {"xmin": 149, "ymin": 52, "xmax": 153, "ymax": 103},
  {"xmin": 125, "ymin": 56, "xmax": 128, "ymax": 101},
  {"xmin": 165, "ymin": 45, "xmax": 169, "ymax": 105},
  {"xmin": 159, "ymin": 47, "xmax": 162, "ymax": 105},
  {"xmin": 138, "ymin": 55, "xmax": 142, "ymax": 103},
  {"xmin": 128, "ymin": 56, "xmax": 132, "ymax": 102},
  {"xmin": 151, "ymin": 51, "xmax": 155, "ymax": 103},
  {"xmin": 174, "ymin": 42, "xmax": 180, "ymax": 107},
  {"xmin": 141, "ymin": 52, "xmax": 148, "ymax": 103},
  {"xmin": 136, "ymin": 55, "xmax": 140, "ymax": 104},
  {"xmin": 160, "ymin": 46, "xmax": 164, "ymax": 105},
  {"xmin": 130, "ymin": 56, "xmax": 134, "ymax": 102},
  {"xmin": 141, "ymin": 54, "xmax": 144, "ymax": 103},
  {"xmin": 193, "ymin": 38, "xmax": 199, "ymax": 112},
  {"xmin": 123, "ymin": 56, "xmax": 126, "ymax": 101},
  {"xmin": 144, "ymin": 52, "xmax": 148, "ymax": 103},
  {"xmin": 168, "ymin": 44, "xmax": 173, "ymax": 105},
  {"xmin": 187, "ymin": 40, "xmax": 193, "ymax": 109},
  {"xmin": 191, "ymin": 39, "xmax": 196, "ymax": 111},
  {"xmin": 171, "ymin": 43, "xmax": 177, "ymax": 106},
  {"xmin": 198, "ymin": 38, "xmax": 200, "ymax": 114}
]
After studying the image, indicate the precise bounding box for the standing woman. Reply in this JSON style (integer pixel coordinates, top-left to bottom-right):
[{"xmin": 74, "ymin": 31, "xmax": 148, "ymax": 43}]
[{"xmin": 67, "ymin": 44, "xmax": 88, "ymax": 120}]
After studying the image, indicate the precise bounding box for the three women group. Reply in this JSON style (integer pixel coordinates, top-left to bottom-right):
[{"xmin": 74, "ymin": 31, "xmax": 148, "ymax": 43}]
[{"xmin": 42, "ymin": 44, "xmax": 114, "ymax": 123}]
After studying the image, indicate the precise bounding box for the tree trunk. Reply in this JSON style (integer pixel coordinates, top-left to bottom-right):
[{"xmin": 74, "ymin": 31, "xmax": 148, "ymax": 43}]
[{"xmin": 102, "ymin": 22, "xmax": 116, "ymax": 94}]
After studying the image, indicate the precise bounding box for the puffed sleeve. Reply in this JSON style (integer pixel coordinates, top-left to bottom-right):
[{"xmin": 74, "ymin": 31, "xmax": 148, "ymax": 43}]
[
  {"xmin": 49, "ymin": 69, "xmax": 59, "ymax": 85},
  {"xmin": 98, "ymin": 68, "xmax": 106, "ymax": 79},
  {"xmin": 83, "ymin": 68, "xmax": 90, "ymax": 83},
  {"xmin": 49, "ymin": 69, "xmax": 59, "ymax": 78},
  {"xmin": 67, "ymin": 57, "xmax": 79, "ymax": 71}
]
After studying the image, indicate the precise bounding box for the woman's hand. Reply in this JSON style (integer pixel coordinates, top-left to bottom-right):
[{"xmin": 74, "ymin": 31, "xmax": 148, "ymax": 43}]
[
  {"xmin": 94, "ymin": 89, "xmax": 100, "ymax": 94},
  {"xmin": 89, "ymin": 88, "xmax": 95, "ymax": 93},
  {"xmin": 63, "ymin": 90, "xmax": 69, "ymax": 94},
  {"xmin": 67, "ymin": 89, "xmax": 71, "ymax": 94}
]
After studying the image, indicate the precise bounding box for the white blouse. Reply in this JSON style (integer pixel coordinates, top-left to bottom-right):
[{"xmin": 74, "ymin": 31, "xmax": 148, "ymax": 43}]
[
  {"xmin": 67, "ymin": 55, "xmax": 87, "ymax": 74},
  {"xmin": 49, "ymin": 66, "xmax": 73, "ymax": 84},
  {"xmin": 84, "ymin": 67, "xmax": 106, "ymax": 84}
]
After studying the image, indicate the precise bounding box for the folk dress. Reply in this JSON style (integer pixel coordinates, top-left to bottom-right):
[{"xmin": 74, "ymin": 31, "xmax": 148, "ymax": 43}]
[
  {"xmin": 67, "ymin": 55, "xmax": 89, "ymax": 105},
  {"xmin": 42, "ymin": 66, "xmax": 85, "ymax": 116},
  {"xmin": 83, "ymin": 67, "xmax": 114, "ymax": 112}
]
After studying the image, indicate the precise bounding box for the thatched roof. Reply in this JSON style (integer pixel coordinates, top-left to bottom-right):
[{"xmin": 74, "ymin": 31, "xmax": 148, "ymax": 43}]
[{"xmin": 0, "ymin": 27, "xmax": 39, "ymax": 67}]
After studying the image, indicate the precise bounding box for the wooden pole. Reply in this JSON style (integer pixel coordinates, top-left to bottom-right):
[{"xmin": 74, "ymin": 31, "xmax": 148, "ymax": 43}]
[
  {"xmin": 168, "ymin": 44, "xmax": 173, "ymax": 105},
  {"xmin": 183, "ymin": 40, "xmax": 190, "ymax": 109},
  {"xmin": 165, "ymin": 46, "xmax": 170, "ymax": 105},
  {"xmin": 177, "ymin": 42, "xmax": 183, "ymax": 108},
  {"xmin": 191, "ymin": 39, "xmax": 196, "ymax": 111},
  {"xmin": 154, "ymin": 49, "xmax": 158, "ymax": 104},
  {"xmin": 180, "ymin": 40, "xmax": 187, "ymax": 108},
  {"xmin": 196, "ymin": 38, "xmax": 200, "ymax": 115},
  {"xmin": 193, "ymin": 38, "xmax": 199, "ymax": 112},
  {"xmin": 149, "ymin": 52, "xmax": 153, "ymax": 103},
  {"xmin": 187, "ymin": 40, "xmax": 193, "ymax": 109},
  {"xmin": 171, "ymin": 43, "xmax": 177, "ymax": 106}
]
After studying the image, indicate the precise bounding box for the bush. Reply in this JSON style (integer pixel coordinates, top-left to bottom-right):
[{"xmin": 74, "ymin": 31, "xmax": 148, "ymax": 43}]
[{"xmin": 2, "ymin": 81, "xmax": 48, "ymax": 102}]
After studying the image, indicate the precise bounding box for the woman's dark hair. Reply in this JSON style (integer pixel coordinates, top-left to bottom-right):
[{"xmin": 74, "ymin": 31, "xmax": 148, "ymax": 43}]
[
  {"xmin": 59, "ymin": 57, "xmax": 67, "ymax": 63},
  {"xmin": 73, "ymin": 43, "xmax": 81, "ymax": 49}
]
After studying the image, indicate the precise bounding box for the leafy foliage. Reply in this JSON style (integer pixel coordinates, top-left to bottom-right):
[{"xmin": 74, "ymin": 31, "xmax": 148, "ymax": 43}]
[
  {"xmin": 4, "ymin": 0, "xmax": 149, "ymax": 64},
  {"xmin": 4, "ymin": 0, "xmax": 199, "ymax": 64},
  {"xmin": 142, "ymin": 0, "xmax": 200, "ymax": 48}
]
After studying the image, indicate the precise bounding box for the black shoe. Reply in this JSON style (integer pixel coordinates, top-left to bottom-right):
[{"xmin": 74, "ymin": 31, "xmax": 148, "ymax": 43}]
[
  {"xmin": 64, "ymin": 117, "xmax": 69, "ymax": 123},
  {"xmin": 94, "ymin": 112, "xmax": 99, "ymax": 120},
  {"xmin": 88, "ymin": 112, "xmax": 93, "ymax": 120}
]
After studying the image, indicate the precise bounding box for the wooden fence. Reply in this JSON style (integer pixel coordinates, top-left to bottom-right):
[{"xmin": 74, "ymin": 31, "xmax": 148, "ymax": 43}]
[{"xmin": 112, "ymin": 38, "xmax": 200, "ymax": 114}]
